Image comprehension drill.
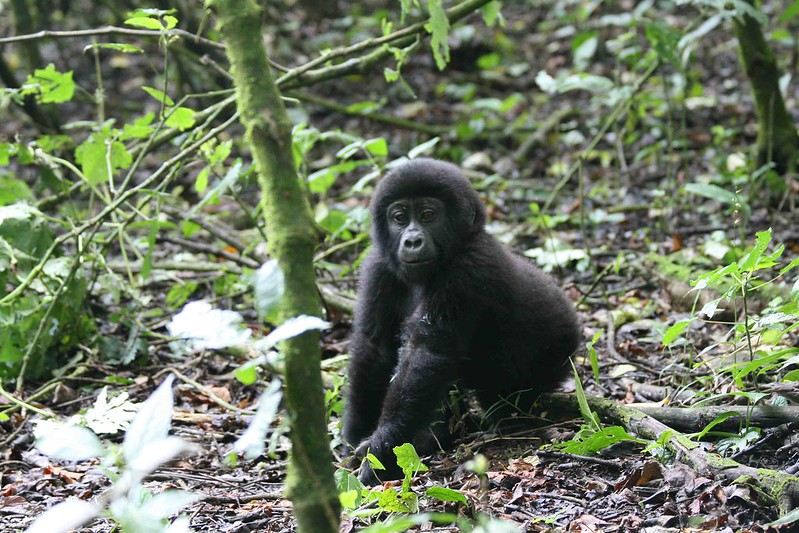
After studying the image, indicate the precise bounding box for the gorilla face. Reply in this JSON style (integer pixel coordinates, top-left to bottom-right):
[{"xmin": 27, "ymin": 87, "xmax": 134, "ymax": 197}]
[{"xmin": 387, "ymin": 197, "xmax": 446, "ymax": 278}]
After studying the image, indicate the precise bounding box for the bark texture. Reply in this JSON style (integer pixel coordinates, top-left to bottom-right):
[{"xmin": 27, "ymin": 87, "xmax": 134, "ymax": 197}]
[
  {"xmin": 733, "ymin": 4, "xmax": 799, "ymax": 173},
  {"xmin": 208, "ymin": 1, "xmax": 340, "ymax": 531}
]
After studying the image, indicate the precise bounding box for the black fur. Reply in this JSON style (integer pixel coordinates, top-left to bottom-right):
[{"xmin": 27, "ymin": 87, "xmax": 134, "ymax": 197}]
[{"xmin": 344, "ymin": 159, "xmax": 580, "ymax": 483}]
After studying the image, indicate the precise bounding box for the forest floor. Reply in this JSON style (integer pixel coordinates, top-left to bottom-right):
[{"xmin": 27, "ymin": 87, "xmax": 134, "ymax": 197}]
[{"xmin": 2, "ymin": 1, "xmax": 799, "ymax": 532}]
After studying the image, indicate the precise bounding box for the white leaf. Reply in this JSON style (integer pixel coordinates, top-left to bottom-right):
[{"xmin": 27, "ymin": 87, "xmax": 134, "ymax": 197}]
[
  {"xmin": 254, "ymin": 260, "xmax": 285, "ymax": 320},
  {"xmin": 534, "ymin": 70, "xmax": 556, "ymax": 93},
  {"xmin": 699, "ymin": 300, "xmax": 720, "ymax": 319},
  {"xmin": 35, "ymin": 423, "xmax": 105, "ymax": 461},
  {"xmin": 233, "ymin": 379, "xmax": 283, "ymax": 458},
  {"xmin": 257, "ymin": 315, "xmax": 330, "ymax": 351},
  {"xmin": 26, "ymin": 498, "xmax": 100, "ymax": 533},
  {"xmin": 167, "ymin": 301, "xmax": 251, "ymax": 349},
  {"xmin": 70, "ymin": 387, "xmax": 138, "ymax": 435},
  {"xmin": 143, "ymin": 490, "xmax": 203, "ymax": 520},
  {"xmin": 165, "ymin": 517, "xmax": 193, "ymax": 533},
  {"xmin": 123, "ymin": 376, "xmax": 174, "ymax": 465},
  {"xmin": 128, "ymin": 436, "xmax": 197, "ymax": 476}
]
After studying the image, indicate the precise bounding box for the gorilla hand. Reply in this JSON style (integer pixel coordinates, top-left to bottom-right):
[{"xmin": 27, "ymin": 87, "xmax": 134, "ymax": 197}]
[{"xmin": 354, "ymin": 428, "xmax": 403, "ymax": 485}]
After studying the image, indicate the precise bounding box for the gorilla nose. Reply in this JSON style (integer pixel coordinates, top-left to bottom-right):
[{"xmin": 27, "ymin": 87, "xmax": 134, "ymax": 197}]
[{"xmin": 403, "ymin": 236, "xmax": 423, "ymax": 250}]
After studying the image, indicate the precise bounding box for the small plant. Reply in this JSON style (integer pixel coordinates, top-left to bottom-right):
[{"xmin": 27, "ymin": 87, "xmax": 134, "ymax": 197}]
[
  {"xmin": 27, "ymin": 376, "xmax": 199, "ymax": 533},
  {"xmin": 664, "ymin": 228, "xmax": 799, "ymax": 376},
  {"xmin": 337, "ymin": 442, "xmax": 521, "ymax": 532},
  {"xmin": 554, "ymin": 361, "xmax": 644, "ymax": 455}
]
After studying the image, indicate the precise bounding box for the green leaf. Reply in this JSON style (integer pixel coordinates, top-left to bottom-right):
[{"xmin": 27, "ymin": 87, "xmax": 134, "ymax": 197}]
[
  {"xmin": 74, "ymin": 133, "xmax": 133, "ymax": 186},
  {"xmin": 394, "ymin": 442, "xmax": 429, "ymax": 478},
  {"xmin": 693, "ymin": 411, "xmax": 740, "ymax": 440},
  {"xmin": 22, "ymin": 65, "xmax": 75, "ymax": 103},
  {"xmin": 645, "ymin": 21, "xmax": 681, "ymax": 66},
  {"xmin": 84, "ymin": 43, "xmax": 143, "ymax": 54},
  {"xmin": 0, "ymin": 142, "xmax": 10, "ymax": 165},
  {"xmin": 778, "ymin": 1, "xmax": 799, "ymax": 23},
  {"xmin": 663, "ymin": 318, "xmax": 692, "ymax": 346},
  {"xmin": 425, "ymin": 0, "xmax": 451, "ymax": 70},
  {"xmin": 481, "ymin": 1, "xmax": 504, "ymax": 27},
  {"xmin": 571, "ymin": 360, "xmax": 601, "ymax": 430},
  {"xmin": 384, "ymin": 67, "xmax": 400, "ymax": 82},
  {"xmin": 125, "ymin": 16, "xmax": 165, "ymax": 30},
  {"xmin": 558, "ymin": 425, "xmax": 639, "ymax": 455},
  {"xmin": 195, "ymin": 167, "xmax": 211, "ymax": 193},
  {"xmin": 572, "ymin": 32, "xmax": 598, "ymax": 70},
  {"xmin": 0, "ymin": 176, "xmax": 33, "ymax": 206},
  {"xmin": 683, "ymin": 183, "xmax": 738, "ymax": 204},
  {"xmin": 335, "ymin": 468, "xmax": 363, "ymax": 493},
  {"xmin": 162, "ymin": 15, "xmax": 178, "ymax": 30},
  {"xmin": 586, "ymin": 329, "xmax": 603, "ymax": 381},
  {"xmin": 477, "ymin": 53, "xmax": 501, "ymax": 70},
  {"xmin": 307, "ymin": 167, "xmax": 339, "ymax": 195},
  {"xmin": 361, "ymin": 514, "xmax": 458, "ymax": 533},
  {"xmin": 141, "ymin": 85, "xmax": 175, "ymax": 106},
  {"xmin": 233, "ymin": 359, "xmax": 260, "ymax": 386},
  {"xmin": 425, "ymin": 486, "xmax": 467, "ymax": 504},
  {"xmin": 783, "ymin": 369, "xmax": 799, "ymax": 381},
  {"xmin": 166, "ymin": 106, "xmax": 196, "ymax": 131},
  {"xmin": 375, "ymin": 487, "xmax": 418, "ymax": 513},
  {"xmin": 364, "ymin": 138, "xmax": 388, "ymax": 157},
  {"xmin": 739, "ymin": 228, "xmax": 772, "ymax": 272},
  {"xmin": 366, "ymin": 452, "xmax": 385, "ymax": 471},
  {"xmin": 120, "ymin": 113, "xmax": 155, "ymax": 140},
  {"xmin": 408, "ymin": 137, "xmax": 440, "ymax": 159}
]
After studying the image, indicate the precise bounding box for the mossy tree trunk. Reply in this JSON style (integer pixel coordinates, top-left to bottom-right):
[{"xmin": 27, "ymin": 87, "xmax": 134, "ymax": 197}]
[
  {"xmin": 208, "ymin": 1, "xmax": 340, "ymax": 531},
  {"xmin": 732, "ymin": 2, "xmax": 799, "ymax": 173}
]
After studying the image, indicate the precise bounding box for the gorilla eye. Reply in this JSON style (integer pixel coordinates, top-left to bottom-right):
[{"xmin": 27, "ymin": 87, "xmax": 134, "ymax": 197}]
[
  {"xmin": 419, "ymin": 209, "xmax": 436, "ymax": 222},
  {"xmin": 392, "ymin": 211, "xmax": 409, "ymax": 224}
]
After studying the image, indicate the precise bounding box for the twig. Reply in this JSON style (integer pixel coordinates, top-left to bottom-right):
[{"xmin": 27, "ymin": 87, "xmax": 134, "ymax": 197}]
[
  {"xmin": 161, "ymin": 205, "xmax": 262, "ymax": 258},
  {"xmin": 163, "ymin": 369, "xmax": 254, "ymax": 415},
  {"xmin": 0, "ymin": 383, "xmax": 52, "ymax": 417},
  {"xmin": 0, "ymin": 26, "xmax": 225, "ymax": 49},
  {"xmin": 159, "ymin": 235, "xmax": 261, "ymax": 269},
  {"xmin": 106, "ymin": 260, "xmax": 243, "ymax": 274},
  {"xmin": 275, "ymin": 0, "xmax": 494, "ymax": 87},
  {"xmin": 290, "ymin": 90, "xmax": 448, "ymax": 135},
  {"xmin": 538, "ymin": 449, "xmax": 622, "ymax": 469}
]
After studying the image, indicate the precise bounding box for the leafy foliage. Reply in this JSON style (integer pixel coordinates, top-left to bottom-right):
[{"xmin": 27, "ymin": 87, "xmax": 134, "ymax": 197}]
[
  {"xmin": 0, "ymin": 205, "xmax": 89, "ymax": 379},
  {"xmin": 28, "ymin": 376, "xmax": 198, "ymax": 533}
]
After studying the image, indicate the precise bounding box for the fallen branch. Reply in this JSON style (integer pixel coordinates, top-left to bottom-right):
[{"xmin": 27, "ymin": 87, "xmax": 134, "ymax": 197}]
[
  {"xmin": 629, "ymin": 403, "xmax": 799, "ymax": 432},
  {"xmin": 543, "ymin": 392, "xmax": 799, "ymax": 515}
]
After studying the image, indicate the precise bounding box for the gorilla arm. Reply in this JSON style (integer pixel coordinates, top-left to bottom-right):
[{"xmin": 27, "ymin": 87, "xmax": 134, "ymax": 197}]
[
  {"xmin": 355, "ymin": 297, "xmax": 475, "ymax": 484},
  {"xmin": 343, "ymin": 254, "xmax": 404, "ymax": 446},
  {"xmin": 355, "ymin": 345, "xmax": 460, "ymax": 483}
]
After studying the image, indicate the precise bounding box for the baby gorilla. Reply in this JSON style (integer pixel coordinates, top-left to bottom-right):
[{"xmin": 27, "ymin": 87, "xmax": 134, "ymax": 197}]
[{"xmin": 344, "ymin": 159, "xmax": 580, "ymax": 484}]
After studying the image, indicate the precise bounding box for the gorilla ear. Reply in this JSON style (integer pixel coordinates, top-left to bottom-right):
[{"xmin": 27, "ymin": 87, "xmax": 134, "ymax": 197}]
[{"xmin": 468, "ymin": 204, "xmax": 477, "ymax": 225}]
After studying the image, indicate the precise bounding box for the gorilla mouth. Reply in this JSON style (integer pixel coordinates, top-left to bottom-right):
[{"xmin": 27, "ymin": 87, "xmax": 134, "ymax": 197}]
[{"xmin": 401, "ymin": 258, "xmax": 433, "ymax": 265}]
